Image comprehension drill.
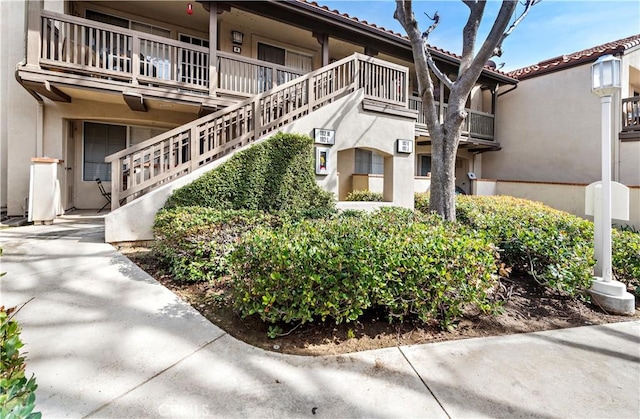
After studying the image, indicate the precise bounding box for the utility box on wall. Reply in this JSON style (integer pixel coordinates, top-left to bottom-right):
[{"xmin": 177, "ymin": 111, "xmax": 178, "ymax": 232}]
[{"xmin": 28, "ymin": 157, "xmax": 64, "ymax": 224}]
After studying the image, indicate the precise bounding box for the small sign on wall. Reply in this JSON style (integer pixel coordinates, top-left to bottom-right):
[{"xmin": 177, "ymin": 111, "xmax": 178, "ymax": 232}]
[
  {"xmin": 314, "ymin": 128, "xmax": 335, "ymax": 145},
  {"xmin": 396, "ymin": 139, "xmax": 413, "ymax": 154},
  {"xmin": 315, "ymin": 147, "xmax": 330, "ymax": 175}
]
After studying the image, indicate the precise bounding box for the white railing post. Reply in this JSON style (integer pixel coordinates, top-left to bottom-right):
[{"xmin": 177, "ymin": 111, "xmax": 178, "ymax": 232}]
[
  {"xmin": 26, "ymin": 1, "xmax": 43, "ymax": 67},
  {"xmin": 111, "ymin": 160, "xmax": 121, "ymax": 210},
  {"xmin": 131, "ymin": 33, "xmax": 140, "ymax": 85}
]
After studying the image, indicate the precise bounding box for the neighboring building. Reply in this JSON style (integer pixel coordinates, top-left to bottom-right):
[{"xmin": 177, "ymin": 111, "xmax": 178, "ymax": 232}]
[
  {"xmin": 2, "ymin": 0, "xmax": 514, "ymax": 241},
  {"xmin": 482, "ymin": 34, "xmax": 640, "ymax": 229}
]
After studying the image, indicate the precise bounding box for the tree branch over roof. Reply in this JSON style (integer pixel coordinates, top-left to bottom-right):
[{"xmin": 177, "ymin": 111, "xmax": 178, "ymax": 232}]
[
  {"xmin": 460, "ymin": 1, "xmax": 486, "ymax": 74},
  {"xmin": 494, "ymin": 0, "xmax": 541, "ymax": 57},
  {"xmin": 394, "ymin": 1, "xmax": 453, "ymax": 90}
]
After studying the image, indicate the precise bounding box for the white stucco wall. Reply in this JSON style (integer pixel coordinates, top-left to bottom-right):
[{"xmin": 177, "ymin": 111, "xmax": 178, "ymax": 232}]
[{"xmin": 2, "ymin": 0, "xmax": 38, "ymax": 216}]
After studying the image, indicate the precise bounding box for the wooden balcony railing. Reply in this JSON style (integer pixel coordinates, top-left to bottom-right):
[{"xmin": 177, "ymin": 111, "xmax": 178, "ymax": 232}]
[
  {"xmin": 105, "ymin": 53, "xmax": 409, "ymax": 209},
  {"xmin": 217, "ymin": 52, "xmax": 306, "ymax": 96},
  {"xmin": 409, "ymin": 96, "xmax": 495, "ymax": 141},
  {"xmin": 40, "ymin": 10, "xmax": 210, "ymax": 93},
  {"xmin": 622, "ymin": 96, "xmax": 640, "ymax": 131}
]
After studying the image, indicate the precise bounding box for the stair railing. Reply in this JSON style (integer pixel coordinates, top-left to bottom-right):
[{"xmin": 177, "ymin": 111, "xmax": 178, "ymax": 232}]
[{"xmin": 105, "ymin": 53, "xmax": 408, "ymax": 209}]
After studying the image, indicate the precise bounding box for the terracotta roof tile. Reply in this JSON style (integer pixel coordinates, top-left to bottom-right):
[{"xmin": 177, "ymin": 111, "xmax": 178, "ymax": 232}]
[
  {"xmin": 509, "ymin": 34, "xmax": 640, "ymax": 80},
  {"xmin": 292, "ymin": 0, "xmax": 513, "ymax": 78}
]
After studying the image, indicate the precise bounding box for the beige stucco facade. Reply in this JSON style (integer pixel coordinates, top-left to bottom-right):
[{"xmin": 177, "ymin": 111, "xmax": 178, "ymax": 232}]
[{"xmin": 484, "ymin": 49, "xmax": 640, "ymax": 188}]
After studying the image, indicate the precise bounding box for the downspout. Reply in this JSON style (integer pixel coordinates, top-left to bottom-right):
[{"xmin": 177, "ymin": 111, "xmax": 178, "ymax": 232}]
[{"xmin": 497, "ymin": 84, "xmax": 517, "ymax": 97}]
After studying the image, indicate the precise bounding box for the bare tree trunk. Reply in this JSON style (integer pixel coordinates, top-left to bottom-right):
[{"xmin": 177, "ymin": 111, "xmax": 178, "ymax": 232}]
[{"xmin": 394, "ymin": 0, "xmax": 538, "ymax": 221}]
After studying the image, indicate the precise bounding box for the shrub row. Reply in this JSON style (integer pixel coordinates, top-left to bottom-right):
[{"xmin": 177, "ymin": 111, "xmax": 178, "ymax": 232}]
[
  {"xmin": 165, "ymin": 132, "xmax": 334, "ymax": 215},
  {"xmin": 416, "ymin": 194, "xmax": 640, "ymax": 296},
  {"xmin": 612, "ymin": 229, "xmax": 640, "ymax": 293},
  {"xmin": 345, "ymin": 190, "xmax": 384, "ymax": 202},
  {"xmin": 153, "ymin": 207, "xmax": 286, "ymax": 282},
  {"xmin": 230, "ymin": 208, "xmax": 500, "ymax": 329},
  {"xmin": 452, "ymin": 196, "xmax": 595, "ymax": 295}
]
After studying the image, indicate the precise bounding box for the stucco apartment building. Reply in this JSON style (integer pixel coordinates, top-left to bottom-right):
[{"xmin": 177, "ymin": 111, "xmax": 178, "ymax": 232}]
[
  {"xmin": 1, "ymin": 0, "xmax": 638, "ymax": 242},
  {"xmin": 482, "ymin": 35, "xmax": 640, "ymax": 229}
]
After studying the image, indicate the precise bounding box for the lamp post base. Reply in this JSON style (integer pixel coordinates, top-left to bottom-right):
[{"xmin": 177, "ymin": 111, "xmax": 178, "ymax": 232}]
[{"xmin": 590, "ymin": 278, "xmax": 636, "ymax": 315}]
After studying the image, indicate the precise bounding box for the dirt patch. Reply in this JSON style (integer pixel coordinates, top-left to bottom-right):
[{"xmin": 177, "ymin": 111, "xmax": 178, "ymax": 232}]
[{"xmin": 123, "ymin": 248, "xmax": 639, "ymax": 356}]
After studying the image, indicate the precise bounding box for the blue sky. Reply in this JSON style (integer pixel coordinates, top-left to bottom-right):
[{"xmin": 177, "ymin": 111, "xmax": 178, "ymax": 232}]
[{"xmin": 319, "ymin": 0, "xmax": 640, "ymax": 71}]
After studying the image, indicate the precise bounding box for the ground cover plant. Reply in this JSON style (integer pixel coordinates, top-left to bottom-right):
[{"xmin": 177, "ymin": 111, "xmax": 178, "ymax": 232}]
[{"xmin": 0, "ymin": 304, "xmax": 40, "ymax": 419}]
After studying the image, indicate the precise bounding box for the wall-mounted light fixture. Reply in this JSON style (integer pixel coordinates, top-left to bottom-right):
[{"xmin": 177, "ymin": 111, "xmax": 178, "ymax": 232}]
[
  {"xmin": 231, "ymin": 30, "xmax": 244, "ymax": 45},
  {"xmin": 186, "ymin": 3, "xmax": 193, "ymax": 15}
]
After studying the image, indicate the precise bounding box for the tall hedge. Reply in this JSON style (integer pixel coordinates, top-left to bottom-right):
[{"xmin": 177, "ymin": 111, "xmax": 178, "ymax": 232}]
[{"xmin": 165, "ymin": 132, "xmax": 335, "ymax": 214}]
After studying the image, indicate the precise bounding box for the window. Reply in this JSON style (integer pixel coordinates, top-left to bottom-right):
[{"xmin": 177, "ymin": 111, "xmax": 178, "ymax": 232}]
[
  {"xmin": 355, "ymin": 149, "xmax": 384, "ymax": 175},
  {"xmin": 257, "ymin": 42, "xmax": 313, "ymax": 91},
  {"xmin": 418, "ymin": 155, "xmax": 431, "ymax": 177},
  {"xmin": 83, "ymin": 123, "xmax": 168, "ymax": 181},
  {"xmin": 83, "ymin": 122, "xmax": 126, "ymax": 181}
]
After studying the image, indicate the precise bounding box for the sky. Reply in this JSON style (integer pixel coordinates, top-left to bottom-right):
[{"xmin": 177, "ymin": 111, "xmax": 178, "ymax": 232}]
[{"xmin": 319, "ymin": 0, "xmax": 640, "ymax": 72}]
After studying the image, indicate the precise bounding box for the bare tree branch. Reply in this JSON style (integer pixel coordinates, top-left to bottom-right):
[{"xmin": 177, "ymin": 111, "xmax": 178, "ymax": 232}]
[
  {"xmin": 460, "ymin": 1, "xmax": 486, "ymax": 73},
  {"xmin": 494, "ymin": 0, "xmax": 541, "ymax": 56},
  {"xmin": 424, "ymin": 44, "xmax": 454, "ymax": 90},
  {"xmin": 394, "ymin": 0, "xmax": 442, "ymax": 135},
  {"xmin": 421, "ymin": 11, "xmax": 439, "ymax": 39}
]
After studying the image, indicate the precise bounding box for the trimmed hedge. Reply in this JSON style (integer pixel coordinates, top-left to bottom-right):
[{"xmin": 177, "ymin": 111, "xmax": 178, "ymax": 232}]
[
  {"xmin": 613, "ymin": 229, "xmax": 640, "ymax": 293},
  {"xmin": 165, "ymin": 132, "xmax": 335, "ymax": 214},
  {"xmin": 1, "ymin": 305, "xmax": 40, "ymax": 419},
  {"xmin": 153, "ymin": 207, "xmax": 286, "ymax": 282},
  {"xmin": 345, "ymin": 190, "xmax": 384, "ymax": 202},
  {"xmin": 230, "ymin": 208, "xmax": 500, "ymax": 329},
  {"xmin": 454, "ymin": 196, "xmax": 594, "ymax": 295}
]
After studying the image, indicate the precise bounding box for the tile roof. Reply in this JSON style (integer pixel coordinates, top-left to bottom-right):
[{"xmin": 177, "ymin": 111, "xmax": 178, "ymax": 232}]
[
  {"xmin": 509, "ymin": 33, "xmax": 640, "ymax": 80},
  {"xmin": 292, "ymin": 0, "xmax": 514, "ymax": 79}
]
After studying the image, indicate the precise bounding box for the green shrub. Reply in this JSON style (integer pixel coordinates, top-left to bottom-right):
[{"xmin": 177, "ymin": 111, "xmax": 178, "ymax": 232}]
[
  {"xmin": 230, "ymin": 208, "xmax": 500, "ymax": 330},
  {"xmin": 165, "ymin": 132, "xmax": 335, "ymax": 214},
  {"xmin": 1, "ymin": 305, "xmax": 40, "ymax": 419},
  {"xmin": 454, "ymin": 196, "xmax": 594, "ymax": 295},
  {"xmin": 152, "ymin": 207, "xmax": 286, "ymax": 282},
  {"xmin": 345, "ymin": 190, "xmax": 383, "ymax": 202},
  {"xmin": 414, "ymin": 192, "xmax": 430, "ymax": 212},
  {"xmin": 613, "ymin": 229, "xmax": 640, "ymax": 294}
]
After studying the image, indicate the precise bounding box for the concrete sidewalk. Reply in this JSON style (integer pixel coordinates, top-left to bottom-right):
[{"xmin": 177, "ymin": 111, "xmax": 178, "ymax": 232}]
[{"xmin": 1, "ymin": 213, "xmax": 638, "ymax": 418}]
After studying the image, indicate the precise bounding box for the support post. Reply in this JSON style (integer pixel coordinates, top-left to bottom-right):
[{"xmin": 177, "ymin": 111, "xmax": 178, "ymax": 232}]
[{"xmin": 209, "ymin": 3, "xmax": 218, "ymax": 97}]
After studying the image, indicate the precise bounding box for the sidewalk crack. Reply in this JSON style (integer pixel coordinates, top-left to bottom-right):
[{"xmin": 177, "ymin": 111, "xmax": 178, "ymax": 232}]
[
  {"xmin": 398, "ymin": 346, "xmax": 451, "ymax": 419},
  {"xmin": 82, "ymin": 332, "xmax": 228, "ymax": 418}
]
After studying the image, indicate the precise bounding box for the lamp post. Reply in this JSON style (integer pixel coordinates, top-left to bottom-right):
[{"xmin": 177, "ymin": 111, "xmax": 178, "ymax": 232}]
[
  {"xmin": 591, "ymin": 54, "xmax": 620, "ymax": 282},
  {"xmin": 589, "ymin": 55, "xmax": 634, "ymax": 315}
]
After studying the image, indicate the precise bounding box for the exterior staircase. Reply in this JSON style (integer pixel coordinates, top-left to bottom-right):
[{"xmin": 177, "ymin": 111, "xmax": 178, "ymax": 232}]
[{"xmin": 105, "ymin": 53, "xmax": 409, "ymax": 210}]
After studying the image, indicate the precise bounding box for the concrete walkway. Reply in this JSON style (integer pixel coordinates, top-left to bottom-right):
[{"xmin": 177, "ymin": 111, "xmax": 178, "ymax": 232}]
[{"xmin": 1, "ymin": 213, "xmax": 638, "ymax": 418}]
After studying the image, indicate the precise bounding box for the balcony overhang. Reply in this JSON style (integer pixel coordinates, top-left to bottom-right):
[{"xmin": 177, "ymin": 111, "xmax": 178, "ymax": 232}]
[
  {"xmin": 16, "ymin": 65, "xmax": 234, "ymax": 113},
  {"xmin": 416, "ymin": 136, "xmax": 501, "ymax": 153}
]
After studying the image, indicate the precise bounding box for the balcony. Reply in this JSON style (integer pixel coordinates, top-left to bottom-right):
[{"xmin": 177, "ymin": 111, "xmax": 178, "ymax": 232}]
[
  {"xmin": 621, "ymin": 96, "xmax": 640, "ymax": 140},
  {"xmin": 20, "ymin": 10, "xmax": 311, "ymax": 109},
  {"xmin": 408, "ymin": 96, "xmax": 496, "ymax": 144}
]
